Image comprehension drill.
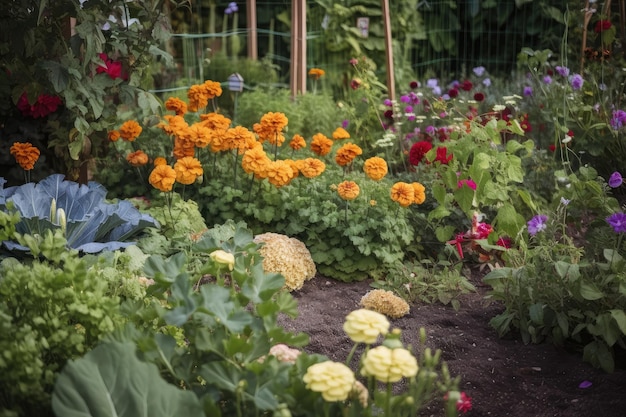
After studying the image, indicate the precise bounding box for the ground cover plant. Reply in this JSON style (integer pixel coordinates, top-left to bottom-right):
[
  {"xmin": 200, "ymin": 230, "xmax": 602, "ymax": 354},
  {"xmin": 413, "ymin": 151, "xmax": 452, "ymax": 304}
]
[{"xmin": 2, "ymin": 1, "xmax": 626, "ymax": 417}]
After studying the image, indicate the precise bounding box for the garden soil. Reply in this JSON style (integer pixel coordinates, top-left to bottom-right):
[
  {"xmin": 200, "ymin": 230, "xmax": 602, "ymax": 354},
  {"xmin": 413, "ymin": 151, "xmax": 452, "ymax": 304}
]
[{"xmin": 277, "ymin": 269, "xmax": 626, "ymax": 417}]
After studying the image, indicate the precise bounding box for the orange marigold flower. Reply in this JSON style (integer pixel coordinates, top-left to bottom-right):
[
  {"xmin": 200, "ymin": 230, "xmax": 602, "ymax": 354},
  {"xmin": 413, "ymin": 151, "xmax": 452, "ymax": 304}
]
[
  {"xmin": 188, "ymin": 123, "xmax": 212, "ymax": 148},
  {"xmin": 154, "ymin": 157, "xmax": 168, "ymax": 166},
  {"xmin": 308, "ymin": 68, "xmax": 325, "ymax": 80},
  {"xmin": 265, "ymin": 160, "xmax": 295, "ymax": 187},
  {"xmin": 335, "ymin": 142, "xmax": 362, "ymax": 166},
  {"xmin": 337, "ymin": 180, "xmax": 360, "ymax": 201},
  {"xmin": 158, "ymin": 115, "xmax": 189, "ymax": 136},
  {"xmin": 298, "ymin": 158, "xmax": 326, "ymax": 178},
  {"xmin": 390, "ymin": 182, "xmax": 415, "ymax": 208},
  {"xmin": 289, "ymin": 134, "xmax": 306, "ymax": 150},
  {"xmin": 254, "ymin": 112, "xmax": 288, "ymax": 145},
  {"xmin": 223, "ymin": 126, "xmax": 257, "ymax": 153},
  {"xmin": 165, "ymin": 97, "xmax": 188, "ymax": 115},
  {"xmin": 187, "ymin": 84, "xmax": 209, "ymax": 112},
  {"xmin": 10, "ymin": 142, "xmax": 40, "ymax": 170},
  {"xmin": 241, "ymin": 144, "xmax": 270, "ymax": 174},
  {"xmin": 149, "ymin": 164, "xmax": 177, "ymax": 192},
  {"xmin": 108, "ymin": 130, "xmax": 121, "ymax": 142},
  {"xmin": 173, "ymin": 136, "xmax": 196, "ymax": 159},
  {"xmin": 412, "ymin": 182, "xmax": 426, "ymax": 204},
  {"xmin": 363, "ymin": 157, "xmax": 388, "ymax": 181},
  {"xmin": 199, "ymin": 112, "xmax": 231, "ymax": 131},
  {"xmin": 174, "ymin": 156, "xmax": 203, "ymax": 185},
  {"xmin": 119, "ymin": 120, "xmax": 142, "ymax": 141},
  {"xmin": 284, "ymin": 159, "xmax": 300, "ymax": 179},
  {"xmin": 202, "ymin": 80, "xmax": 223, "ymax": 99},
  {"xmin": 332, "ymin": 127, "xmax": 350, "ymax": 140},
  {"xmin": 126, "ymin": 150, "xmax": 149, "ymax": 167},
  {"xmin": 310, "ymin": 133, "xmax": 333, "ymax": 156}
]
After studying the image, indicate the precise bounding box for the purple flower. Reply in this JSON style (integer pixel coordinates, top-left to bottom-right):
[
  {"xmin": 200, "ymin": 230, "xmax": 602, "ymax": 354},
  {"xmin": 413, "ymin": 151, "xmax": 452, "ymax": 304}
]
[
  {"xmin": 426, "ymin": 78, "xmax": 439, "ymax": 88},
  {"xmin": 523, "ymin": 86, "xmax": 533, "ymax": 96},
  {"xmin": 570, "ymin": 74, "xmax": 584, "ymax": 90},
  {"xmin": 404, "ymin": 105, "xmax": 413, "ymax": 113},
  {"xmin": 578, "ymin": 381, "xmax": 593, "ymax": 389},
  {"xmin": 555, "ymin": 66, "xmax": 570, "ymax": 77},
  {"xmin": 425, "ymin": 125, "xmax": 436, "ymax": 135},
  {"xmin": 342, "ymin": 119, "xmax": 349, "ymax": 129},
  {"xmin": 610, "ymin": 110, "xmax": 626, "ymax": 130},
  {"xmin": 482, "ymin": 78, "xmax": 491, "ymax": 87},
  {"xmin": 609, "ymin": 171, "xmax": 623, "ymax": 188},
  {"xmin": 225, "ymin": 2, "xmax": 238, "ymax": 14},
  {"xmin": 383, "ymin": 99, "xmax": 392, "ymax": 107},
  {"xmin": 543, "ymin": 75, "xmax": 553, "ymax": 85},
  {"xmin": 527, "ymin": 214, "xmax": 548, "ymax": 236},
  {"xmin": 407, "ymin": 92, "xmax": 420, "ymax": 105},
  {"xmin": 606, "ymin": 212, "xmax": 626, "ymax": 233},
  {"xmin": 400, "ymin": 95, "xmax": 411, "ymax": 103},
  {"xmin": 473, "ymin": 66, "xmax": 486, "ymax": 77}
]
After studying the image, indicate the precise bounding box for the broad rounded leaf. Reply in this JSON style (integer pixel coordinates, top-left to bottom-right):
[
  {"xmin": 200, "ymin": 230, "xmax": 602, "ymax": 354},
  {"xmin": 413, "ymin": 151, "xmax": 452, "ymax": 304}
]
[{"xmin": 52, "ymin": 341, "xmax": 204, "ymax": 417}]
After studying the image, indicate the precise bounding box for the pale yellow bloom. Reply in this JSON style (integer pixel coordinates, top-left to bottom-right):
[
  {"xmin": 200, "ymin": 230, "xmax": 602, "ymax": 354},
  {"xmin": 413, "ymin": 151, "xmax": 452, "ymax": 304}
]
[
  {"xmin": 303, "ymin": 361, "xmax": 355, "ymax": 402},
  {"xmin": 209, "ymin": 250, "xmax": 235, "ymax": 271},
  {"xmin": 343, "ymin": 309, "xmax": 389, "ymax": 344},
  {"xmin": 361, "ymin": 345, "xmax": 418, "ymax": 383}
]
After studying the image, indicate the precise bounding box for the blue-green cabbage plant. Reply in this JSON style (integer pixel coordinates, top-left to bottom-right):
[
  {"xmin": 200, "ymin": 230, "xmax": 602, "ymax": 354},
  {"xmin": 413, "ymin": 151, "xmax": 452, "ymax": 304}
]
[{"xmin": 0, "ymin": 174, "xmax": 159, "ymax": 253}]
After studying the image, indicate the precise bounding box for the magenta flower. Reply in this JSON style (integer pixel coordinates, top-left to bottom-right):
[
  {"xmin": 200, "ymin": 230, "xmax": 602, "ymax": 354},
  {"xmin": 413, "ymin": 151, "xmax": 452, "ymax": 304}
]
[
  {"xmin": 527, "ymin": 214, "xmax": 548, "ymax": 236},
  {"xmin": 610, "ymin": 110, "xmax": 626, "ymax": 130},
  {"xmin": 570, "ymin": 74, "xmax": 584, "ymax": 90},
  {"xmin": 458, "ymin": 179, "xmax": 477, "ymax": 190}
]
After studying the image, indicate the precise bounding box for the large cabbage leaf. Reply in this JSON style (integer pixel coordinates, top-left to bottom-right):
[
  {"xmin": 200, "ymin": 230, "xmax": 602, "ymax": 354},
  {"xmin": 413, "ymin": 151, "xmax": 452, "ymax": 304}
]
[
  {"xmin": 52, "ymin": 341, "xmax": 204, "ymax": 417},
  {"xmin": 0, "ymin": 175, "xmax": 159, "ymax": 254}
]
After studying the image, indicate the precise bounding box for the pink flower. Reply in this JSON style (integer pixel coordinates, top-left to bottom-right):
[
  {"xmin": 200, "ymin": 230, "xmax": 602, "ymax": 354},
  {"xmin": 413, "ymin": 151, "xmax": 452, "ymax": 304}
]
[
  {"xmin": 96, "ymin": 53, "xmax": 128, "ymax": 80},
  {"xmin": 457, "ymin": 392, "xmax": 472, "ymax": 413},
  {"xmin": 458, "ymin": 179, "xmax": 477, "ymax": 190}
]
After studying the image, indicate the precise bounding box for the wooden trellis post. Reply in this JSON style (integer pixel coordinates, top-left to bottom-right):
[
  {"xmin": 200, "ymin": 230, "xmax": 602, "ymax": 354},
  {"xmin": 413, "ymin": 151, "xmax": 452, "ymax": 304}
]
[
  {"xmin": 290, "ymin": 0, "xmax": 307, "ymax": 97},
  {"xmin": 381, "ymin": 0, "xmax": 395, "ymax": 102},
  {"xmin": 246, "ymin": 0, "xmax": 258, "ymax": 60}
]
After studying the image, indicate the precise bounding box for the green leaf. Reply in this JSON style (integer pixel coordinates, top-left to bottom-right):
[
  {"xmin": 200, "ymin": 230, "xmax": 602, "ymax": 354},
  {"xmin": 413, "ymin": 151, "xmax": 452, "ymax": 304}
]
[
  {"xmin": 199, "ymin": 285, "xmax": 253, "ymax": 333},
  {"xmin": 435, "ymin": 225, "xmax": 455, "ymax": 242},
  {"xmin": 52, "ymin": 342, "xmax": 204, "ymax": 417},
  {"xmin": 40, "ymin": 60, "xmax": 69, "ymax": 92},
  {"xmin": 144, "ymin": 252, "xmax": 187, "ymax": 282},
  {"xmin": 609, "ymin": 310, "xmax": 626, "ymax": 335},
  {"xmin": 240, "ymin": 264, "xmax": 285, "ymax": 303},
  {"xmin": 579, "ymin": 282, "xmax": 604, "ymax": 300},
  {"xmin": 528, "ymin": 303, "xmax": 544, "ymax": 325}
]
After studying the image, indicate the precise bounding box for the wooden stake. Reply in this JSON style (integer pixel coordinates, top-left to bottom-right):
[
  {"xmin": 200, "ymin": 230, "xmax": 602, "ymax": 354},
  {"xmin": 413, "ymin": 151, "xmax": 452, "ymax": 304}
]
[
  {"xmin": 246, "ymin": 0, "xmax": 258, "ymax": 60},
  {"xmin": 381, "ymin": 0, "xmax": 395, "ymax": 102}
]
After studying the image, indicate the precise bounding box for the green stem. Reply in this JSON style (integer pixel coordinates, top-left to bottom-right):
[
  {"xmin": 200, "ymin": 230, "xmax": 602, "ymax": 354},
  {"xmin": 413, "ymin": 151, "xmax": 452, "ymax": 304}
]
[
  {"xmin": 385, "ymin": 382, "xmax": 392, "ymax": 417},
  {"xmin": 345, "ymin": 343, "xmax": 359, "ymax": 367}
]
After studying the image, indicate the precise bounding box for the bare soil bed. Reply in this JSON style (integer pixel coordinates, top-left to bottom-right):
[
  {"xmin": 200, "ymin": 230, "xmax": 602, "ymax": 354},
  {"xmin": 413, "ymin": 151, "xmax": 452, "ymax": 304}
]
[{"xmin": 278, "ymin": 269, "xmax": 626, "ymax": 417}]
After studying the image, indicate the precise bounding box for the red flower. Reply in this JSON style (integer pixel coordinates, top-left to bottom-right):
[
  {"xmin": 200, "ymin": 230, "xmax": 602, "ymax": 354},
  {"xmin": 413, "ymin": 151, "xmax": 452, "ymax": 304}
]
[
  {"xmin": 383, "ymin": 109, "xmax": 394, "ymax": 119},
  {"xmin": 409, "ymin": 80, "xmax": 419, "ymax": 89},
  {"xmin": 473, "ymin": 92, "xmax": 485, "ymax": 102},
  {"xmin": 434, "ymin": 146, "xmax": 452, "ymax": 164},
  {"xmin": 408, "ymin": 140, "xmax": 432, "ymax": 166},
  {"xmin": 457, "ymin": 392, "xmax": 472, "ymax": 413},
  {"xmin": 496, "ymin": 236, "xmax": 512, "ymax": 249},
  {"xmin": 437, "ymin": 127, "xmax": 450, "ymax": 142},
  {"xmin": 448, "ymin": 88, "xmax": 459, "ymax": 98},
  {"xmin": 460, "ymin": 80, "xmax": 473, "ymax": 91},
  {"xmin": 350, "ymin": 78, "xmax": 361, "ymax": 89},
  {"xmin": 97, "ymin": 53, "xmax": 128, "ymax": 80},
  {"xmin": 594, "ymin": 20, "xmax": 612, "ymax": 33},
  {"xmin": 17, "ymin": 92, "xmax": 62, "ymax": 118},
  {"xmin": 548, "ymin": 144, "xmax": 556, "ymax": 152}
]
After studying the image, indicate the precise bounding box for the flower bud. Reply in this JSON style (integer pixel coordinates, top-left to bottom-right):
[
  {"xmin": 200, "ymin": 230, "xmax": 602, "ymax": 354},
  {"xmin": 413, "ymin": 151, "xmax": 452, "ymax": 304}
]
[
  {"xmin": 57, "ymin": 208, "xmax": 66, "ymax": 234},
  {"xmin": 50, "ymin": 199, "xmax": 57, "ymax": 223},
  {"xmin": 209, "ymin": 249, "xmax": 235, "ymax": 271}
]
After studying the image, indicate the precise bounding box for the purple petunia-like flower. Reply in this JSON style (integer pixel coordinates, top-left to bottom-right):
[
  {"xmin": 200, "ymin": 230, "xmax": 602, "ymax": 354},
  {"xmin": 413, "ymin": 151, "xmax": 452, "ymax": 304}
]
[
  {"xmin": 225, "ymin": 2, "xmax": 238, "ymax": 14},
  {"xmin": 523, "ymin": 86, "xmax": 533, "ymax": 96},
  {"xmin": 473, "ymin": 66, "xmax": 486, "ymax": 77},
  {"xmin": 543, "ymin": 75, "xmax": 553, "ymax": 85},
  {"xmin": 606, "ymin": 212, "xmax": 626, "ymax": 233},
  {"xmin": 609, "ymin": 171, "xmax": 623, "ymax": 188},
  {"xmin": 556, "ymin": 66, "xmax": 570, "ymax": 77},
  {"xmin": 610, "ymin": 110, "xmax": 626, "ymax": 130},
  {"xmin": 570, "ymin": 74, "xmax": 584, "ymax": 90},
  {"xmin": 527, "ymin": 214, "xmax": 548, "ymax": 236}
]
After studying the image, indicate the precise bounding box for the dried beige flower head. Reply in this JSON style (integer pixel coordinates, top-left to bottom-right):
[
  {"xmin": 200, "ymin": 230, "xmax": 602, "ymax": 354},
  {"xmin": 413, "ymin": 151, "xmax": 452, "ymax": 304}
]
[
  {"xmin": 360, "ymin": 289, "xmax": 410, "ymax": 318},
  {"xmin": 253, "ymin": 232, "xmax": 316, "ymax": 291},
  {"xmin": 268, "ymin": 344, "xmax": 302, "ymax": 364}
]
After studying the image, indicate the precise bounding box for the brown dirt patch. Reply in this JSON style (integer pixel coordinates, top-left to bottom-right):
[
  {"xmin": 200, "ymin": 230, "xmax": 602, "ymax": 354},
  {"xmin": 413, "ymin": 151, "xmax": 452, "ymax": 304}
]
[{"xmin": 278, "ymin": 270, "xmax": 626, "ymax": 417}]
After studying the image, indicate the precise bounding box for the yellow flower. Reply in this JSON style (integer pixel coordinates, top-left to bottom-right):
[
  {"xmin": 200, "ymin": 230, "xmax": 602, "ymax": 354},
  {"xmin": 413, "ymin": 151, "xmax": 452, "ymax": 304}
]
[
  {"xmin": 289, "ymin": 134, "xmax": 306, "ymax": 151},
  {"xmin": 343, "ymin": 309, "xmax": 389, "ymax": 344},
  {"xmin": 174, "ymin": 156, "xmax": 203, "ymax": 185},
  {"xmin": 126, "ymin": 150, "xmax": 149, "ymax": 167},
  {"xmin": 361, "ymin": 346, "xmax": 418, "ymax": 383},
  {"xmin": 118, "ymin": 120, "xmax": 142, "ymax": 141},
  {"xmin": 412, "ymin": 182, "xmax": 426, "ymax": 204},
  {"xmin": 10, "ymin": 142, "xmax": 40, "ymax": 170},
  {"xmin": 303, "ymin": 361, "xmax": 355, "ymax": 402},
  {"xmin": 363, "ymin": 157, "xmax": 388, "ymax": 181},
  {"xmin": 390, "ymin": 182, "xmax": 415, "ymax": 208},
  {"xmin": 337, "ymin": 180, "xmax": 360, "ymax": 201},
  {"xmin": 310, "ymin": 133, "xmax": 333, "ymax": 156},
  {"xmin": 298, "ymin": 158, "xmax": 326, "ymax": 178},
  {"xmin": 360, "ymin": 289, "xmax": 410, "ymax": 318},
  {"xmin": 164, "ymin": 97, "xmax": 188, "ymax": 115},
  {"xmin": 209, "ymin": 249, "xmax": 235, "ymax": 271},
  {"xmin": 308, "ymin": 68, "xmax": 325, "ymax": 80},
  {"xmin": 149, "ymin": 164, "xmax": 177, "ymax": 192},
  {"xmin": 332, "ymin": 127, "xmax": 350, "ymax": 140},
  {"xmin": 369, "ymin": 199, "xmax": 377, "ymax": 206},
  {"xmin": 335, "ymin": 143, "xmax": 362, "ymax": 167}
]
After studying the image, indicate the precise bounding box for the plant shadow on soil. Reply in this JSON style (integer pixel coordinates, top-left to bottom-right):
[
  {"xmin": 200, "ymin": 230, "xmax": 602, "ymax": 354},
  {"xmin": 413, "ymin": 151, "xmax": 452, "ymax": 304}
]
[{"xmin": 277, "ymin": 268, "xmax": 626, "ymax": 417}]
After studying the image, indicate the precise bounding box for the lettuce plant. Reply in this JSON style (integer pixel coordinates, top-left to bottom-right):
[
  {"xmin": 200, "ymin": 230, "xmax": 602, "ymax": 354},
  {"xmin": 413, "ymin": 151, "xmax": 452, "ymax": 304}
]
[{"xmin": 0, "ymin": 174, "xmax": 158, "ymax": 254}]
